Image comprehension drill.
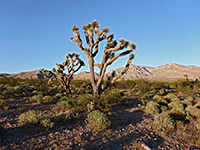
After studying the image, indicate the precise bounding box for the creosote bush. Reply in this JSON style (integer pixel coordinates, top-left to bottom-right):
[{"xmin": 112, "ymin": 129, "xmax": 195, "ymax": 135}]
[
  {"xmin": 18, "ymin": 110, "xmax": 54, "ymax": 130},
  {"xmin": 186, "ymin": 106, "xmax": 200, "ymax": 117},
  {"xmin": 19, "ymin": 110, "xmax": 44, "ymax": 124},
  {"xmin": 30, "ymin": 94, "xmax": 43, "ymax": 104},
  {"xmin": 55, "ymin": 111, "xmax": 79, "ymax": 122},
  {"xmin": 145, "ymin": 101, "xmax": 160, "ymax": 114},
  {"xmin": 154, "ymin": 113, "xmax": 174, "ymax": 131},
  {"xmin": 168, "ymin": 101, "xmax": 185, "ymax": 115},
  {"xmin": 42, "ymin": 95, "xmax": 54, "ymax": 104},
  {"xmin": 0, "ymin": 99, "xmax": 9, "ymax": 111},
  {"xmin": 85, "ymin": 110, "xmax": 111, "ymax": 131}
]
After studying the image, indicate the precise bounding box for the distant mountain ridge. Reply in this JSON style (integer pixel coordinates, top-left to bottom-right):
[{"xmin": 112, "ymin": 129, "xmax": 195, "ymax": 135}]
[{"xmin": 1, "ymin": 63, "xmax": 200, "ymax": 81}]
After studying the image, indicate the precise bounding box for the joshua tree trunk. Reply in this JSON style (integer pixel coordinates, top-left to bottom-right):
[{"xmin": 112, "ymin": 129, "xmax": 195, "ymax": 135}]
[{"xmin": 71, "ymin": 20, "xmax": 136, "ymax": 95}]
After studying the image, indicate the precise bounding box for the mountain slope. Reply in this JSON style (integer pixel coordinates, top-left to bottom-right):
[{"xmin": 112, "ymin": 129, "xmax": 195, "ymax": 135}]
[{"xmin": 1, "ymin": 63, "xmax": 200, "ymax": 81}]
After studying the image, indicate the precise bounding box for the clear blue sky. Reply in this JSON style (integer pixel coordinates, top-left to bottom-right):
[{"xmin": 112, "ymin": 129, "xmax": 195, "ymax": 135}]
[{"xmin": 0, "ymin": 0, "xmax": 200, "ymax": 74}]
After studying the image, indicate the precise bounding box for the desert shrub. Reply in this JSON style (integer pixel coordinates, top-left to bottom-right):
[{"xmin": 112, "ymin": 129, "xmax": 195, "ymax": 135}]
[
  {"xmin": 30, "ymin": 94, "xmax": 43, "ymax": 104},
  {"xmin": 59, "ymin": 96, "xmax": 68, "ymax": 101},
  {"xmin": 18, "ymin": 110, "xmax": 53, "ymax": 130},
  {"xmin": 186, "ymin": 106, "xmax": 200, "ymax": 117},
  {"xmin": 0, "ymin": 99, "xmax": 9, "ymax": 111},
  {"xmin": 101, "ymin": 89, "xmax": 124, "ymax": 104},
  {"xmin": 140, "ymin": 94, "xmax": 150, "ymax": 105},
  {"xmin": 165, "ymin": 93, "xmax": 178, "ymax": 100},
  {"xmin": 0, "ymin": 125, "xmax": 4, "ymax": 134},
  {"xmin": 195, "ymin": 121, "xmax": 200, "ymax": 130},
  {"xmin": 55, "ymin": 100, "xmax": 73, "ymax": 112},
  {"xmin": 133, "ymin": 79, "xmax": 151, "ymax": 95},
  {"xmin": 42, "ymin": 95, "xmax": 54, "ymax": 104},
  {"xmin": 168, "ymin": 101, "xmax": 185, "ymax": 114},
  {"xmin": 85, "ymin": 110, "xmax": 111, "ymax": 131},
  {"xmin": 160, "ymin": 105, "xmax": 168, "ymax": 112},
  {"xmin": 19, "ymin": 110, "xmax": 44, "ymax": 125},
  {"xmin": 31, "ymin": 90, "xmax": 38, "ymax": 96},
  {"xmin": 40, "ymin": 118, "xmax": 54, "ymax": 130},
  {"xmin": 159, "ymin": 88, "xmax": 168, "ymax": 95},
  {"xmin": 145, "ymin": 101, "xmax": 160, "ymax": 114},
  {"xmin": 23, "ymin": 97, "xmax": 30, "ymax": 102},
  {"xmin": 154, "ymin": 113, "xmax": 174, "ymax": 131},
  {"xmin": 182, "ymin": 97, "xmax": 193, "ymax": 106},
  {"xmin": 55, "ymin": 111, "xmax": 79, "ymax": 122},
  {"xmin": 171, "ymin": 97, "xmax": 181, "ymax": 102},
  {"xmin": 54, "ymin": 93, "xmax": 63, "ymax": 99}
]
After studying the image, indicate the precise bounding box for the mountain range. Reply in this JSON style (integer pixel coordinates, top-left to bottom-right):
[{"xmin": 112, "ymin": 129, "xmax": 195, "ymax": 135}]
[{"xmin": 1, "ymin": 63, "xmax": 200, "ymax": 81}]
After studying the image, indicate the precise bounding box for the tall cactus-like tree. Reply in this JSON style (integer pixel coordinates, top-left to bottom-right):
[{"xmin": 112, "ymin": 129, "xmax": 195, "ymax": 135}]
[
  {"xmin": 71, "ymin": 20, "xmax": 136, "ymax": 95},
  {"xmin": 43, "ymin": 53, "xmax": 85, "ymax": 94}
]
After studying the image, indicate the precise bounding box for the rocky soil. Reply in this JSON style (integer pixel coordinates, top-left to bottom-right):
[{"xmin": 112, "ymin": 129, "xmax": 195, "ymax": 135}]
[{"xmin": 0, "ymin": 98, "xmax": 200, "ymax": 150}]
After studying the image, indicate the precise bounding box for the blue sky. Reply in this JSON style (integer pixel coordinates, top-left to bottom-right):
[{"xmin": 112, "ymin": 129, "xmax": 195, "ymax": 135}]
[{"xmin": 0, "ymin": 0, "xmax": 200, "ymax": 74}]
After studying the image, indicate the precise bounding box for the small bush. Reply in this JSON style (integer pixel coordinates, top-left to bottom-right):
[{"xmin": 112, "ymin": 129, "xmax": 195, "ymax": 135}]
[
  {"xmin": 18, "ymin": 110, "xmax": 53, "ymax": 130},
  {"xmin": 54, "ymin": 93, "xmax": 63, "ymax": 99},
  {"xmin": 182, "ymin": 97, "xmax": 193, "ymax": 106},
  {"xmin": 42, "ymin": 95, "xmax": 54, "ymax": 103},
  {"xmin": 59, "ymin": 96, "xmax": 68, "ymax": 101},
  {"xmin": 55, "ymin": 100, "xmax": 73, "ymax": 112},
  {"xmin": 31, "ymin": 90, "xmax": 38, "ymax": 96},
  {"xmin": 145, "ymin": 101, "xmax": 160, "ymax": 114},
  {"xmin": 140, "ymin": 94, "xmax": 150, "ymax": 105},
  {"xmin": 160, "ymin": 105, "xmax": 168, "ymax": 112},
  {"xmin": 0, "ymin": 99, "xmax": 9, "ymax": 111},
  {"xmin": 19, "ymin": 110, "xmax": 44, "ymax": 125},
  {"xmin": 168, "ymin": 101, "xmax": 185, "ymax": 114},
  {"xmin": 40, "ymin": 118, "xmax": 54, "ymax": 130},
  {"xmin": 55, "ymin": 112, "xmax": 79, "ymax": 122},
  {"xmin": 85, "ymin": 110, "xmax": 111, "ymax": 131},
  {"xmin": 30, "ymin": 94, "xmax": 43, "ymax": 104},
  {"xmin": 186, "ymin": 106, "xmax": 200, "ymax": 117},
  {"xmin": 165, "ymin": 93, "xmax": 178, "ymax": 100},
  {"xmin": 23, "ymin": 97, "xmax": 30, "ymax": 102},
  {"xmin": 154, "ymin": 113, "xmax": 174, "ymax": 131}
]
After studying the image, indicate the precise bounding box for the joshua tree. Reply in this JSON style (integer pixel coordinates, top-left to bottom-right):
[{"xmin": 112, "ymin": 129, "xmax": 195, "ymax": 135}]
[
  {"xmin": 43, "ymin": 53, "xmax": 85, "ymax": 94},
  {"xmin": 71, "ymin": 20, "xmax": 136, "ymax": 95}
]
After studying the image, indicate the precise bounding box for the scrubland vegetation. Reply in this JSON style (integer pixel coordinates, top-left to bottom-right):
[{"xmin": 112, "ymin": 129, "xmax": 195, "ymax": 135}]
[{"xmin": 0, "ymin": 76, "xmax": 200, "ymax": 149}]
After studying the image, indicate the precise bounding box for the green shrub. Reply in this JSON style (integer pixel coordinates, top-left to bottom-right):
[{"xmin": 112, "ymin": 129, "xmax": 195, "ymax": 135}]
[
  {"xmin": 54, "ymin": 93, "xmax": 63, "ymax": 99},
  {"xmin": 165, "ymin": 93, "xmax": 178, "ymax": 100},
  {"xmin": 23, "ymin": 97, "xmax": 30, "ymax": 102},
  {"xmin": 42, "ymin": 95, "xmax": 54, "ymax": 104},
  {"xmin": 30, "ymin": 94, "xmax": 43, "ymax": 104},
  {"xmin": 31, "ymin": 90, "xmax": 38, "ymax": 96},
  {"xmin": 55, "ymin": 100, "xmax": 73, "ymax": 112},
  {"xmin": 18, "ymin": 110, "xmax": 53, "ymax": 130},
  {"xmin": 40, "ymin": 118, "xmax": 54, "ymax": 130},
  {"xmin": 168, "ymin": 101, "xmax": 185, "ymax": 114},
  {"xmin": 55, "ymin": 112, "xmax": 79, "ymax": 122},
  {"xmin": 19, "ymin": 110, "xmax": 44, "ymax": 125},
  {"xmin": 85, "ymin": 110, "xmax": 111, "ymax": 131},
  {"xmin": 160, "ymin": 105, "xmax": 168, "ymax": 112},
  {"xmin": 140, "ymin": 94, "xmax": 150, "ymax": 105},
  {"xmin": 186, "ymin": 106, "xmax": 200, "ymax": 117},
  {"xmin": 145, "ymin": 101, "xmax": 160, "ymax": 114},
  {"xmin": 154, "ymin": 113, "xmax": 174, "ymax": 131},
  {"xmin": 0, "ymin": 99, "xmax": 9, "ymax": 111},
  {"xmin": 59, "ymin": 96, "xmax": 68, "ymax": 101},
  {"xmin": 171, "ymin": 97, "xmax": 181, "ymax": 102},
  {"xmin": 182, "ymin": 97, "xmax": 193, "ymax": 106},
  {"xmin": 195, "ymin": 121, "xmax": 200, "ymax": 130}
]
